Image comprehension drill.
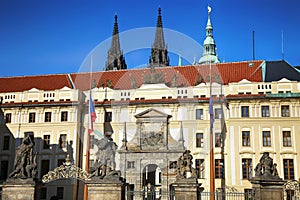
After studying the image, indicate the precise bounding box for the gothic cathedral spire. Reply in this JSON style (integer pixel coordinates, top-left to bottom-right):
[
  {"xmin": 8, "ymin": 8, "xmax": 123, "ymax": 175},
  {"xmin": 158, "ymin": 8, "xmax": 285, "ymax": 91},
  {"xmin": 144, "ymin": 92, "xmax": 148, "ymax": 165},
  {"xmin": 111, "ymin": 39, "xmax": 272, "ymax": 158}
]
[
  {"xmin": 106, "ymin": 15, "xmax": 127, "ymax": 71},
  {"xmin": 149, "ymin": 8, "xmax": 170, "ymax": 67},
  {"xmin": 199, "ymin": 6, "xmax": 220, "ymax": 64}
]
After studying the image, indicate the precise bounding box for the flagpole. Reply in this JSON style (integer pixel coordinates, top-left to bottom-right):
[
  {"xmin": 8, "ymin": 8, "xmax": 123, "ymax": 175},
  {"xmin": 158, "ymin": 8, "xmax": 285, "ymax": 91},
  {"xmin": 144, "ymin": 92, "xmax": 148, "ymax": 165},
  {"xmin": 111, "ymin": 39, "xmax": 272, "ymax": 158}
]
[
  {"xmin": 84, "ymin": 55, "xmax": 93, "ymax": 200},
  {"xmin": 209, "ymin": 61, "xmax": 215, "ymax": 200}
]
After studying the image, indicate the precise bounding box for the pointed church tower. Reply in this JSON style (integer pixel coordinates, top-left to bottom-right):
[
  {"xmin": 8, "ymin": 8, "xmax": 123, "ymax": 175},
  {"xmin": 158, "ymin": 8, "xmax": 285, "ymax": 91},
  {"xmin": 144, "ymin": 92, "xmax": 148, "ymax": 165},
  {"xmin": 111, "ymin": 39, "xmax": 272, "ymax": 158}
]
[
  {"xmin": 105, "ymin": 15, "xmax": 127, "ymax": 71},
  {"xmin": 149, "ymin": 8, "xmax": 170, "ymax": 67},
  {"xmin": 199, "ymin": 6, "xmax": 220, "ymax": 64}
]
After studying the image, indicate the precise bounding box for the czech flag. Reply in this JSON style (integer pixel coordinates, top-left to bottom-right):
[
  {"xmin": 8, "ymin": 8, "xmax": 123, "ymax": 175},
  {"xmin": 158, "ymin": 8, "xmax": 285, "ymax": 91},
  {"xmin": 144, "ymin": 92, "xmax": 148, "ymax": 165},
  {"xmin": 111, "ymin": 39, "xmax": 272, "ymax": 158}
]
[{"xmin": 88, "ymin": 96, "xmax": 97, "ymax": 134}]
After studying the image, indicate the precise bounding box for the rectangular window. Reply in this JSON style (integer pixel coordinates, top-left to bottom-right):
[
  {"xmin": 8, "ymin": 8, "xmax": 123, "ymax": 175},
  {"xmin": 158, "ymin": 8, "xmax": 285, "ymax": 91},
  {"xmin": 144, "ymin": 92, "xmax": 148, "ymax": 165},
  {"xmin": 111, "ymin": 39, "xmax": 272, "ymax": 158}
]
[
  {"xmin": 242, "ymin": 131, "xmax": 250, "ymax": 146},
  {"xmin": 0, "ymin": 160, "xmax": 9, "ymax": 179},
  {"xmin": 215, "ymin": 132, "xmax": 222, "ymax": 147},
  {"xmin": 261, "ymin": 106, "xmax": 270, "ymax": 117},
  {"xmin": 105, "ymin": 111, "xmax": 112, "ymax": 122},
  {"xmin": 59, "ymin": 134, "xmax": 67, "ymax": 148},
  {"xmin": 5, "ymin": 113, "xmax": 12, "ymax": 123},
  {"xmin": 61, "ymin": 111, "xmax": 68, "ymax": 122},
  {"xmin": 127, "ymin": 161, "xmax": 135, "ymax": 169},
  {"xmin": 196, "ymin": 133, "xmax": 204, "ymax": 148},
  {"xmin": 169, "ymin": 161, "xmax": 177, "ymax": 170},
  {"xmin": 3, "ymin": 135, "xmax": 10, "ymax": 150},
  {"xmin": 241, "ymin": 106, "xmax": 249, "ymax": 117},
  {"xmin": 28, "ymin": 112, "xmax": 36, "ymax": 123},
  {"xmin": 262, "ymin": 131, "xmax": 271, "ymax": 147},
  {"xmin": 43, "ymin": 135, "xmax": 50, "ymax": 149},
  {"xmin": 283, "ymin": 131, "xmax": 292, "ymax": 147},
  {"xmin": 40, "ymin": 160, "xmax": 50, "ymax": 179},
  {"xmin": 215, "ymin": 159, "xmax": 225, "ymax": 179},
  {"xmin": 283, "ymin": 159, "xmax": 294, "ymax": 180},
  {"xmin": 195, "ymin": 109, "xmax": 203, "ymax": 120},
  {"xmin": 57, "ymin": 187, "xmax": 64, "ymax": 199},
  {"xmin": 195, "ymin": 159, "xmax": 205, "ymax": 179},
  {"xmin": 40, "ymin": 187, "xmax": 47, "ymax": 200},
  {"xmin": 214, "ymin": 108, "xmax": 222, "ymax": 119},
  {"xmin": 242, "ymin": 159, "xmax": 252, "ymax": 179},
  {"xmin": 44, "ymin": 112, "xmax": 51, "ymax": 122},
  {"xmin": 281, "ymin": 105, "xmax": 290, "ymax": 117}
]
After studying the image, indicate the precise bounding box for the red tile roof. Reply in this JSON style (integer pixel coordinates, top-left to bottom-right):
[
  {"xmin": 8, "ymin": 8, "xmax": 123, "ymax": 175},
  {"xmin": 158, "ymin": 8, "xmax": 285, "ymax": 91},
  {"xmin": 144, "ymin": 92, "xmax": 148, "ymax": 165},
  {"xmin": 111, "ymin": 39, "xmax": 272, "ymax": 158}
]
[
  {"xmin": 0, "ymin": 60, "xmax": 263, "ymax": 93},
  {"xmin": 71, "ymin": 60, "xmax": 263, "ymax": 90},
  {"xmin": 0, "ymin": 74, "xmax": 73, "ymax": 93}
]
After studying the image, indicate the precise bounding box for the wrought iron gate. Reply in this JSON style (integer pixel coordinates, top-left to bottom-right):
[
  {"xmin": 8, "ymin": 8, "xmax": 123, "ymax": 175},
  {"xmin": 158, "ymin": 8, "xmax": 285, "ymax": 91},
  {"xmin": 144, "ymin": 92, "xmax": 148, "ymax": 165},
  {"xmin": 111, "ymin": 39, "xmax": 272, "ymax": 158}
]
[
  {"xmin": 284, "ymin": 180, "xmax": 300, "ymax": 200},
  {"xmin": 125, "ymin": 189, "xmax": 174, "ymax": 200}
]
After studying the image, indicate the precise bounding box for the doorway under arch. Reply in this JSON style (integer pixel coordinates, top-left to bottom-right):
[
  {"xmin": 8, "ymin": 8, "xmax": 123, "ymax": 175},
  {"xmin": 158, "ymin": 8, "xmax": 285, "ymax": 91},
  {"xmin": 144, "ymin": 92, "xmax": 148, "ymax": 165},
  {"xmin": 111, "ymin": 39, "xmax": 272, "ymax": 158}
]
[{"xmin": 142, "ymin": 164, "xmax": 161, "ymax": 187}]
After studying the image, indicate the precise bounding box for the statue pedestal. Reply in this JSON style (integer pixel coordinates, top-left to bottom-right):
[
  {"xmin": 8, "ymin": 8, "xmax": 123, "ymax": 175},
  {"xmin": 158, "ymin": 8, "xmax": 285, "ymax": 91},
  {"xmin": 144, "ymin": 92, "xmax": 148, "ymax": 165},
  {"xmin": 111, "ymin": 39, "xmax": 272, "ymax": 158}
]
[
  {"xmin": 250, "ymin": 176, "xmax": 286, "ymax": 200},
  {"xmin": 172, "ymin": 179, "xmax": 203, "ymax": 200},
  {"xmin": 1, "ymin": 179, "xmax": 39, "ymax": 200},
  {"xmin": 86, "ymin": 177, "xmax": 125, "ymax": 200}
]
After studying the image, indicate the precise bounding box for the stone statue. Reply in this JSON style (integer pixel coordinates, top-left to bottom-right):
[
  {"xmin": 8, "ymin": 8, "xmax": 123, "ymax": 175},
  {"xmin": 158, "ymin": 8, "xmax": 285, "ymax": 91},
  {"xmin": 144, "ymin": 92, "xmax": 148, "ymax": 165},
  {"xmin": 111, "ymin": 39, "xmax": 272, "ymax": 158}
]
[
  {"xmin": 8, "ymin": 135, "xmax": 37, "ymax": 179},
  {"xmin": 272, "ymin": 163, "xmax": 279, "ymax": 177},
  {"xmin": 176, "ymin": 150, "xmax": 197, "ymax": 179},
  {"xmin": 89, "ymin": 137, "xmax": 120, "ymax": 179},
  {"xmin": 26, "ymin": 152, "xmax": 38, "ymax": 178},
  {"xmin": 254, "ymin": 152, "xmax": 280, "ymax": 179},
  {"xmin": 254, "ymin": 162, "xmax": 262, "ymax": 177}
]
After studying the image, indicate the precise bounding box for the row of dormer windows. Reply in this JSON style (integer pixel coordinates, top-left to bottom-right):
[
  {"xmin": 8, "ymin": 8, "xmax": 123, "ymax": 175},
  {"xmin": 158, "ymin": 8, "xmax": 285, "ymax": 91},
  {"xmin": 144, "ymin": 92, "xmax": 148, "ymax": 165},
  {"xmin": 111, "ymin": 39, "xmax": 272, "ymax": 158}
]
[
  {"xmin": 1, "ymin": 87, "xmax": 298, "ymax": 104},
  {"xmin": 43, "ymin": 93, "xmax": 55, "ymax": 98},
  {"xmin": 120, "ymin": 91, "xmax": 130, "ymax": 96},
  {"xmin": 177, "ymin": 89, "xmax": 188, "ymax": 95},
  {"xmin": 258, "ymin": 84, "xmax": 272, "ymax": 90},
  {"xmin": 4, "ymin": 94, "xmax": 15, "ymax": 100}
]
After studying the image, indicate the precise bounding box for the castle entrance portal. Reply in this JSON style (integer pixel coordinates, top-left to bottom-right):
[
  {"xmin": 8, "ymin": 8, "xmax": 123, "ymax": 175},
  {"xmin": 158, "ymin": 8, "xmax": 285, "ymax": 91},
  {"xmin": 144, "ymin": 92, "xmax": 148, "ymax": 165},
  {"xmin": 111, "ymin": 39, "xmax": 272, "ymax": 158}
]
[
  {"xmin": 118, "ymin": 108, "xmax": 185, "ymax": 200},
  {"xmin": 142, "ymin": 164, "xmax": 161, "ymax": 188},
  {"xmin": 142, "ymin": 164, "xmax": 161, "ymax": 200}
]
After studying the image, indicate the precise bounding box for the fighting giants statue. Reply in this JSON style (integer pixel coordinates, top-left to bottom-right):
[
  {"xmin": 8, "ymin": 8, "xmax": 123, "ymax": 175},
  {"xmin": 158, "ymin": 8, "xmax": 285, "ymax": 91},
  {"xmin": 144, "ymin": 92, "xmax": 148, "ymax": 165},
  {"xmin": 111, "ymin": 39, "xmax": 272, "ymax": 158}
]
[
  {"xmin": 8, "ymin": 135, "xmax": 37, "ymax": 179},
  {"xmin": 89, "ymin": 137, "xmax": 120, "ymax": 179},
  {"xmin": 176, "ymin": 150, "xmax": 197, "ymax": 180},
  {"xmin": 254, "ymin": 152, "xmax": 280, "ymax": 179}
]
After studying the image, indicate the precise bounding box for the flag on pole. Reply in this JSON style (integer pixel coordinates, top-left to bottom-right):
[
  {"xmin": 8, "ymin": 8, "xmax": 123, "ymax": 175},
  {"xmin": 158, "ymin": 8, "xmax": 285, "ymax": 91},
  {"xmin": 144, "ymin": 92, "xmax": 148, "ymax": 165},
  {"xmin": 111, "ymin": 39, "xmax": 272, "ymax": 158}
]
[
  {"xmin": 209, "ymin": 62, "xmax": 214, "ymax": 134},
  {"xmin": 88, "ymin": 95, "xmax": 97, "ymax": 134},
  {"xmin": 209, "ymin": 94, "xmax": 214, "ymax": 133}
]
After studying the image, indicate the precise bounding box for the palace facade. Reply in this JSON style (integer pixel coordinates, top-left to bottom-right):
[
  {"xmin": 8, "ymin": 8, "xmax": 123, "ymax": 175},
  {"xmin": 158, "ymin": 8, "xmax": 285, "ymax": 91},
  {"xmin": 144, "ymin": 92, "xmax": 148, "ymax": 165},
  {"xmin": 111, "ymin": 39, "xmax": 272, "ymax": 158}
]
[{"xmin": 0, "ymin": 7, "xmax": 300, "ymax": 200}]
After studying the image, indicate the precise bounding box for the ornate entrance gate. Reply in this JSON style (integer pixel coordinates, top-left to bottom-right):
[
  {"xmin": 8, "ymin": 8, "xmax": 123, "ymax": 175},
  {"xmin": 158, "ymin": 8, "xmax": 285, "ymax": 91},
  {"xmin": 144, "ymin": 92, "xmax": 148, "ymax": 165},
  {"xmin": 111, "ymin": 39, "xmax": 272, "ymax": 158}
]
[
  {"xmin": 42, "ymin": 155, "xmax": 91, "ymax": 199},
  {"xmin": 284, "ymin": 180, "xmax": 300, "ymax": 200},
  {"xmin": 118, "ymin": 108, "xmax": 185, "ymax": 200},
  {"xmin": 42, "ymin": 155, "xmax": 90, "ymax": 183}
]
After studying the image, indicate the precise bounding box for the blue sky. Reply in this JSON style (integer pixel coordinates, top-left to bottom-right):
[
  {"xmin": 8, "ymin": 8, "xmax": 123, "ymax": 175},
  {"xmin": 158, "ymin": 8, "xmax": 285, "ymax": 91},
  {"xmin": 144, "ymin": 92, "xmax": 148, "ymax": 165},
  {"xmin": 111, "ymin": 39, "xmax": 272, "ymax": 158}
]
[{"xmin": 0, "ymin": 0, "xmax": 300, "ymax": 77}]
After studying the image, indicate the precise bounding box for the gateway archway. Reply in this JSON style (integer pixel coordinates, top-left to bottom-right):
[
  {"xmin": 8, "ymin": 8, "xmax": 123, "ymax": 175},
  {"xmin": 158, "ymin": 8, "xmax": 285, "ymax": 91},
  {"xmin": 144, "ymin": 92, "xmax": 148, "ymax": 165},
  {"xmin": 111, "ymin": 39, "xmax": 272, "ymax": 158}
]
[
  {"xmin": 142, "ymin": 164, "xmax": 161, "ymax": 187},
  {"xmin": 142, "ymin": 164, "xmax": 161, "ymax": 200},
  {"xmin": 118, "ymin": 108, "xmax": 185, "ymax": 200}
]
